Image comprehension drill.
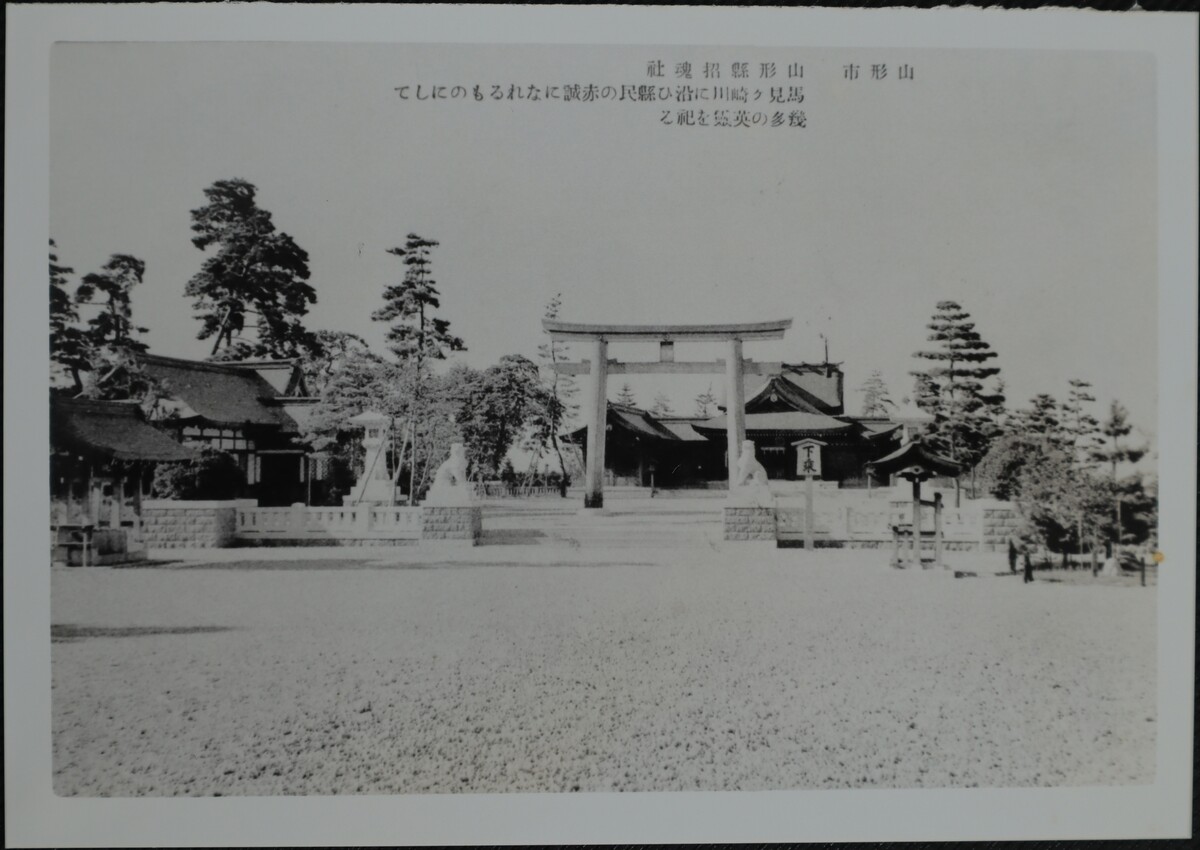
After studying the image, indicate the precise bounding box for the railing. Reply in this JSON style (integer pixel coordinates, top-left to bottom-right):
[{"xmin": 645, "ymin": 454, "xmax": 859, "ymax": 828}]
[
  {"xmin": 775, "ymin": 504, "xmax": 982, "ymax": 541},
  {"xmin": 476, "ymin": 482, "xmax": 564, "ymax": 499},
  {"xmin": 236, "ymin": 504, "xmax": 421, "ymax": 540}
]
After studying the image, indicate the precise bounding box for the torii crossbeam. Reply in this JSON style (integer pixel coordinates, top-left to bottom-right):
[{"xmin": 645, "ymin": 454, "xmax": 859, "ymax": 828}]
[{"xmin": 543, "ymin": 318, "xmax": 793, "ymax": 509}]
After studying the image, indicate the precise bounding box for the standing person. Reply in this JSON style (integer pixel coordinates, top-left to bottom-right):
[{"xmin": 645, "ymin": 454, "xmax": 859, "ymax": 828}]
[
  {"xmin": 1023, "ymin": 547, "xmax": 1034, "ymax": 584},
  {"xmin": 1007, "ymin": 534, "xmax": 1019, "ymax": 574}
]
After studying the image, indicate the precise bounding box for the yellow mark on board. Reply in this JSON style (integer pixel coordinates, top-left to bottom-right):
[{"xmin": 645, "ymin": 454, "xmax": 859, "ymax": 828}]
[{"xmin": 1153, "ymin": 551, "xmax": 1165, "ymax": 564}]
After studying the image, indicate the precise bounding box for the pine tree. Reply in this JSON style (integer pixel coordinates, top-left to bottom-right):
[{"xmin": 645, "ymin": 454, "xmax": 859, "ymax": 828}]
[
  {"xmin": 73, "ymin": 254, "xmax": 152, "ymax": 399},
  {"xmin": 529, "ymin": 294, "xmax": 579, "ymax": 490},
  {"xmin": 1096, "ymin": 401, "xmax": 1147, "ymax": 544},
  {"xmin": 186, "ymin": 179, "xmax": 317, "ymax": 359},
  {"xmin": 650, "ymin": 392, "xmax": 673, "ymax": 417},
  {"xmin": 49, "ymin": 240, "xmax": 88, "ymax": 393},
  {"xmin": 859, "ymin": 370, "xmax": 895, "ymax": 417},
  {"xmin": 911, "ymin": 300, "xmax": 1005, "ymax": 499},
  {"xmin": 694, "ymin": 383, "xmax": 718, "ymax": 418},
  {"xmin": 372, "ymin": 234, "xmax": 465, "ymax": 363},
  {"xmin": 372, "ymin": 233, "xmax": 465, "ymax": 503},
  {"xmin": 616, "ymin": 382, "xmax": 637, "ymax": 407},
  {"xmin": 1061, "ymin": 379, "xmax": 1103, "ymax": 467},
  {"xmin": 76, "ymin": 254, "xmax": 149, "ymax": 352}
]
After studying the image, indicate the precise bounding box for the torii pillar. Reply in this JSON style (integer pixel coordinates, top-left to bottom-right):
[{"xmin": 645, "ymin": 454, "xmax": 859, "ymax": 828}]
[
  {"xmin": 724, "ymin": 338, "xmax": 746, "ymax": 488},
  {"xmin": 543, "ymin": 319, "xmax": 792, "ymax": 510},
  {"xmin": 583, "ymin": 338, "xmax": 608, "ymax": 508}
]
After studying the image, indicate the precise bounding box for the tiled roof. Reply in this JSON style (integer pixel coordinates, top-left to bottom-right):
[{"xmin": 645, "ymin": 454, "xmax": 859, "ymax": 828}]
[
  {"xmin": 565, "ymin": 403, "xmax": 691, "ymax": 443},
  {"xmin": 656, "ymin": 419, "xmax": 710, "ymax": 442},
  {"xmin": 867, "ymin": 439, "xmax": 962, "ymax": 478},
  {"xmin": 610, "ymin": 405, "xmax": 683, "ymax": 441},
  {"xmin": 744, "ymin": 369, "xmax": 842, "ymax": 414},
  {"xmin": 140, "ymin": 354, "xmax": 301, "ymax": 430},
  {"xmin": 51, "ymin": 396, "xmax": 198, "ymax": 462},
  {"xmin": 694, "ymin": 411, "xmax": 854, "ymax": 436}
]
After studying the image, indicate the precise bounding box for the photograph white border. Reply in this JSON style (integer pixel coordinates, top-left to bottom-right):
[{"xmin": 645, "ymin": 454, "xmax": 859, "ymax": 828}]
[{"xmin": 5, "ymin": 4, "xmax": 1196, "ymax": 846}]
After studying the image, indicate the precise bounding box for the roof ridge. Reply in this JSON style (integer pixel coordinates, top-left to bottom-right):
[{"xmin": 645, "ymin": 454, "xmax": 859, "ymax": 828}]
[{"xmin": 139, "ymin": 353, "xmax": 261, "ymax": 375}]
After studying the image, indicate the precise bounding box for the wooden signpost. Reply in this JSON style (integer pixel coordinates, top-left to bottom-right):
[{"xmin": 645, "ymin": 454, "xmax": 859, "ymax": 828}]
[{"xmin": 792, "ymin": 438, "xmax": 825, "ymax": 550}]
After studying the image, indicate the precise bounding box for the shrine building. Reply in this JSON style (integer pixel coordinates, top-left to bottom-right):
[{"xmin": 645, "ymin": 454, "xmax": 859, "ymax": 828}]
[{"xmin": 565, "ymin": 362, "xmax": 906, "ymax": 489}]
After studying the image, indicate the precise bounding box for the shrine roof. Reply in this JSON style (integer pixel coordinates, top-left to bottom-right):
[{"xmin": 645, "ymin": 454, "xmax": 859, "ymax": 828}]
[
  {"xmin": 866, "ymin": 439, "xmax": 962, "ymax": 478},
  {"xmin": 694, "ymin": 411, "xmax": 854, "ymax": 436},
  {"xmin": 51, "ymin": 396, "xmax": 198, "ymax": 463},
  {"xmin": 742, "ymin": 369, "xmax": 842, "ymax": 414},
  {"xmin": 656, "ymin": 419, "xmax": 711, "ymax": 441},
  {"xmin": 609, "ymin": 405, "xmax": 683, "ymax": 441},
  {"xmin": 140, "ymin": 354, "xmax": 304, "ymax": 430}
]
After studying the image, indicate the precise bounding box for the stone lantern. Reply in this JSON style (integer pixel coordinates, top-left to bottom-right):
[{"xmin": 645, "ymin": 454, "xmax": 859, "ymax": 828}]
[{"xmin": 344, "ymin": 410, "xmax": 396, "ymax": 505}]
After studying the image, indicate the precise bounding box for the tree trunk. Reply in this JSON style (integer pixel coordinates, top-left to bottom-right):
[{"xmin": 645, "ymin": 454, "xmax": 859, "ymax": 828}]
[
  {"xmin": 407, "ymin": 419, "xmax": 418, "ymax": 505},
  {"xmin": 550, "ymin": 432, "xmax": 569, "ymax": 491}
]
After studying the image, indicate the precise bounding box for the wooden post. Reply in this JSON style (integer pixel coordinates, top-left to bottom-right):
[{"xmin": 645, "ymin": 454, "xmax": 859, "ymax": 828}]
[
  {"xmin": 911, "ymin": 477, "xmax": 921, "ymax": 568},
  {"xmin": 804, "ymin": 473, "xmax": 815, "ymax": 551},
  {"xmin": 584, "ymin": 338, "xmax": 608, "ymax": 509},
  {"xmin": 111, "ymin": 477, "xmax": 123, "ymax": 529},
  {"xmin": 933, "ymin": 492, "xmax": 943, "ymax": 569},
  {"xmin": 725, "ymin": 338, "xmax": 746, "ymax": 490}
]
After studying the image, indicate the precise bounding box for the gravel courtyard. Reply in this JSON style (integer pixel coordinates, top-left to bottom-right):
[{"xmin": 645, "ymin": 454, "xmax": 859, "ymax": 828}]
[{"xmin": 51, "ymin": 545, "xmax": 1156, "ymax": 796}]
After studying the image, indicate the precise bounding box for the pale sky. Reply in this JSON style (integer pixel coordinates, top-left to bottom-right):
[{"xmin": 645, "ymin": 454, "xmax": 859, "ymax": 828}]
[{"xmin": 50, "ymin": 43, "xmax": 1157, "ymax": 441}]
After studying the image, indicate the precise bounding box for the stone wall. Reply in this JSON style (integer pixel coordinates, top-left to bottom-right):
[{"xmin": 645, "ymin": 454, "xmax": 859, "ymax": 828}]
[
  {"xmin": 141, "ymin": 500, "xmax": 244, "ymax": 549},
  {"xmin": 421, "ymin": 506, "xmax": 482, "ymax": 543},
  {"xmin": 979, "ymin": 501, "xmax": 1021, "ymax": 553},
  {"xmin": 723, "ymin": 506, "xmax": 777, "ymax": 541}
]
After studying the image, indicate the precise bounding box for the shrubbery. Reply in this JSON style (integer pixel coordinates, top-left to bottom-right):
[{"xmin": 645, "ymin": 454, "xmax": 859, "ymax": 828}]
[{"xmin": 151, "ymin": 447, "xmax": 245, "ymax": 500}]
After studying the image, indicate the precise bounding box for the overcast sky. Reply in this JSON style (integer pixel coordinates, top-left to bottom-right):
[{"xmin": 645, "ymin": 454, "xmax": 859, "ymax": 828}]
[{"xmin": 50, "ymin": 43, "xmax": 1156, "ymax": 440}]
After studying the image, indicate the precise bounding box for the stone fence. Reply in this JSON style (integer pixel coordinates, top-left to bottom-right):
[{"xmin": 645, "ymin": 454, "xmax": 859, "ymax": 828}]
[
  {"xmin": 141, "ymin": 500, "xmax": 477, "ymax": 547},
  {"xmin": 142, "ymin": 500, "xmax": 248, "ymax": 549},
  {"xmin": 730, "ymin": 498, "xmax": 1019, "ymax": 549}
]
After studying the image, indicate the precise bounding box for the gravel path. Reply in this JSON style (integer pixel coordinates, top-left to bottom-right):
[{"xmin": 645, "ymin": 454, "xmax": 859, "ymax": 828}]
[{"xmin": 51, "ymin": 552, "xmax": 1155, "ymax": 796}]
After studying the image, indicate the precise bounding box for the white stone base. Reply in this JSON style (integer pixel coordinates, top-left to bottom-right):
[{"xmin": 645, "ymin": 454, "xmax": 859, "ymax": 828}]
[
  {"xmin": 724, "ymin": 506, "xmax": 778, "ymax": 542},
  {"xmin": 421, "ymin": 505, "xmax": 482, "ymax": 544}
]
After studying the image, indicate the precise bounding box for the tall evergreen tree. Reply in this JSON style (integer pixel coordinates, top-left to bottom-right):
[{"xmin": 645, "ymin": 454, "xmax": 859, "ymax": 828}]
[
  {"xmin": 372, "ymin": 233, "xmax": 465, "ymax": 502},
  {"xmin": 1061, "ymin": 379, "xmax": 1103, "ymax": 467},
  {"xmin": 73, "ymin": 254, "xmax": 153, "ymax": 399},
  {"xmin": 615, "ymin": 382, "xmax": 637, "ymax": 407},
  {"xmin": 694, "ymin": 383, "xmax": 718, "ymax": 418},
  {"xmin": 911, "ymin": 300, "xmax": 1005, "ymax": 498},
  {"xmin": 650, "ymin": 392, "xmax": 674, "ymax": 417},
  {"xmin": 186, "ymin": 179, "xmax": 317, "ymax": 359},
  {"xmin": 49, "ymin": 240, "xmax": 88, "ymax": 392},
  {"xmin": 529, "ymin": 294, "xmax": 579, "ymax": 489},
  {"xmin": 859, "ymin": 370, "xmax": 895, "ymax": 417},
  {"xmin": 1096, "ymin": 401, "xmax": 1147, "ymax": 543},
  {"xmin": 372, "ymin": 234, "xmax": 465, "ymax": 363},
  {"xmin": 76, "ymin": 254, "xmax": 149, "ymax": 352}
]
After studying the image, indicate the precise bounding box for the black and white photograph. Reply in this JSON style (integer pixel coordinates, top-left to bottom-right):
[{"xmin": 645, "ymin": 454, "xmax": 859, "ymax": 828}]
[{"xmin": 5, "ymin": 4, "xmax": 1197, "ymax": 846}]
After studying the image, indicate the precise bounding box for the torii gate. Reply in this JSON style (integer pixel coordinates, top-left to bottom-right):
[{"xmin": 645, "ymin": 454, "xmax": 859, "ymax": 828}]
[{"xmin": 543, "ymin": 319, "xmax": 793, "ymax": 508}]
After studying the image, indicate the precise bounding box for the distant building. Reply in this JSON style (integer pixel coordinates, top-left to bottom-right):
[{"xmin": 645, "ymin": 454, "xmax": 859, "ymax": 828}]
[
  {"xmin": 139, "ymin": 355, "xmax": 321, "ymax": 505},
  {"xmin": 51, "ymin": 395, "xmax": 199, "ymax": 562},
  {"xmin": 565, "ymin": 363, "xmax": 906, "ymax": 488}
]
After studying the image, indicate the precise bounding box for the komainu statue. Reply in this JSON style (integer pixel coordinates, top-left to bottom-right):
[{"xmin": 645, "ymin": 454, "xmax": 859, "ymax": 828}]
[
  {"xmin": 729, "ymin": 439, "xmax": 774, "ymax": 506},
  {"xmin": 425, "ymin": 443, "xmax": 475, "ymax": 505}
]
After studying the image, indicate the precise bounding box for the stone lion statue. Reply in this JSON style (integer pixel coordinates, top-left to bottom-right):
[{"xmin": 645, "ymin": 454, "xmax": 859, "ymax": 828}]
[
  {"xmin": 734, "ymin": 440, "xmax": 769, "ymax": 489},
  {"xmin": 729, "ymin": 440, "xmax": 773, "ymax": 506},
  {"xmin": 433, "ymin": 443, "xmax": 469, "ymax": 489}
]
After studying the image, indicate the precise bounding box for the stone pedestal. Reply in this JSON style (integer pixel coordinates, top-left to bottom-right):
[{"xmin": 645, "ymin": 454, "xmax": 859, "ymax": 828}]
[
  {"xmin": 724, "ymin": 506, "xmax": 777, "ymax": 542},
  {"xmin": 421, "ymin": 505, "xmax": 482, "ymax": 545}
]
